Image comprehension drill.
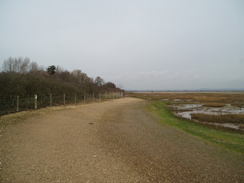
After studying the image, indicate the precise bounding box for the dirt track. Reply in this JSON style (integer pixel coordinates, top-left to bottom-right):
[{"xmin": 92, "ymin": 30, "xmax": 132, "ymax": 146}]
[{"xmin": 0, "ymin": 97, "xmax": 243, "ymax": 182}]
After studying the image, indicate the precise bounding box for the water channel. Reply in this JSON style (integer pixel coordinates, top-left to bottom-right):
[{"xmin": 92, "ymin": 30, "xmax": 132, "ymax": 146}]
[{"xmin": 170, "ymin": 104, "xmax": 244, "ymax": 131}]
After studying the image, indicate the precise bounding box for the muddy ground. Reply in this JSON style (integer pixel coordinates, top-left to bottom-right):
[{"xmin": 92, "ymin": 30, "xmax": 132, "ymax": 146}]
[{"xmin": 0, "ymin": 98, "xmax": 243, "ymax": 182}]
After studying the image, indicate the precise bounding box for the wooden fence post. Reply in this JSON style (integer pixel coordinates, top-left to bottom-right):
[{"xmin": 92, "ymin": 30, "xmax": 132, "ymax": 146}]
[
  {"xmin": 63, "ymin": 93, "xmax": 66, "ymax": 106},
  {"xmin": 93, "ymin": 93, "xmax": 94, "ymax": 101},
  {"xmin": 75, "ymin": 93, "xmax": 77, "ymax": 104},
  {"xmin": 34, "ymin": 94, "xmax": 37, "ymax": 109},
  {"xmin": 84, "ymin": 93, "xmax": 86, "ymax": 103},
  {"xmin": 16, "ymin": 96, "xmax": 19, "ymax": 112},
  {"xmin": 50, "ymin": 94, "xmax": 52, "ymax": 106}
]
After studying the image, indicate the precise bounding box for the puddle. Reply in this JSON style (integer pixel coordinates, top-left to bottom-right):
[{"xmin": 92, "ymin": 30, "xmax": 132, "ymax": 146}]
[
  {"xmin": 171, "ymin": 104, "xmax": 202, "ymax": 110},
  {"xmin": 162, "ymin": 99, "xmax": 169, "ymax": 101},
  {"xmin": 217, "ymin": 123, "xmax": 239, "ymax": 129},
  {"xmin": 175, "ymin": 111, "xmax": 223, "ymax": 119}
]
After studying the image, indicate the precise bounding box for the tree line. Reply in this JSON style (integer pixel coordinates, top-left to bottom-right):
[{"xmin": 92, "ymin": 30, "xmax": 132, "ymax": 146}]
[{"xmin": 0, "ymin": 57, "xmax": 123, "ymax": 98}]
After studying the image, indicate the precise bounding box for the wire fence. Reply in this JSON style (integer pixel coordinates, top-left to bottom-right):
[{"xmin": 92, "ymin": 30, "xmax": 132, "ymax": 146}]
[{"xmin": 0, "ymin": 92, "xmax": 123, "ymax": 116}]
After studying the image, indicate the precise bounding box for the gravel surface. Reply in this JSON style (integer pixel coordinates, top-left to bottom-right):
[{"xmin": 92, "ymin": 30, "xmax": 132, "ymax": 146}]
[{"xmin": 0, "ymin": 97, "xmax": 243, "ymax": 182}]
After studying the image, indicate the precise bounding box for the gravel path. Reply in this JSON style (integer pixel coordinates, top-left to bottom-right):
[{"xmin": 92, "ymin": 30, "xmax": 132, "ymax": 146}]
[{"xmin": 0, "ymin": 97, "xmax": 243, "ymax": 182}]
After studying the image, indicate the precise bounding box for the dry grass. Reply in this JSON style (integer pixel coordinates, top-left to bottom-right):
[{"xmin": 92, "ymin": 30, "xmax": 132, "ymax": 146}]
[
  {"xmin": 127, "ymin": 92, "xmax": 244, "ymax": 105},
  {"xmin": 191, "ymin": 113, "xmax": 244, "ymax": 124},
  {"xmin": 192, "ymin": 96, "xmax": 227, "ymax": 102}
]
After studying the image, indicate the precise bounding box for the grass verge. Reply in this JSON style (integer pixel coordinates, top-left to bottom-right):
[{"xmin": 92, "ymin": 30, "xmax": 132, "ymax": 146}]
[{"xmin": 147, "ymin": 101, "xmax": 244, "ymax": 154}]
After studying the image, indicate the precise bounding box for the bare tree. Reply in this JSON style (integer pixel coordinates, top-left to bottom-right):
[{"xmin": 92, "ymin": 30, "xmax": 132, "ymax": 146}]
[
  {"xmin": 19, "ymin": 57, "xmax": 30, "ymax": 73},
  {"xmin": 72, "ymin": 70, "xmax": 91, "ymax": 83},
  {"xmin": 3, "ymin": 57, "xmax": 14, "ymax": 72},
  {"xmin": 72, "ymin": 69, "xmax": 82, "ymax": 77},
  {"xmin": 3, "ymin": 57, "xmax": 30, "ymax": 73},
  {"xmin": 104, "ymin": 82, "xmax": 116, "ymax": 89},
  {"xmin": 95, "ymin": 76, "xmax": 105, "ymax": 86},
  {"xmin": 55, "ymin": 65, "xmax": 64, "ymax": 74},
  {"xmin": 28, "ymin": 61, "xmax": 39, "ymax": 72}
]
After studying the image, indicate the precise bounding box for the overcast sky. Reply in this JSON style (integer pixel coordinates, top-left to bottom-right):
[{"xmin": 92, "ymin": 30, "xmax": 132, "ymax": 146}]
[{"xmin": 1, "ymin": 0, "xmax": 244, "ymax": 90}]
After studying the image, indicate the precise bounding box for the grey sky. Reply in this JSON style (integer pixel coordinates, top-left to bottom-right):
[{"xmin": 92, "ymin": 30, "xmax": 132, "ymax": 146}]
[{"xmin": 1, "ymin": 0, "xmax": 244, "ymax": 90}]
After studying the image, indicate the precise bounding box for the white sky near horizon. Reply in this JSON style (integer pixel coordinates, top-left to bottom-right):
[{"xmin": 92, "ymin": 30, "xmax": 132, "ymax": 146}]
[{"xmin": 0, "ymin": 0, "xmax": 244, "ymax": 90}]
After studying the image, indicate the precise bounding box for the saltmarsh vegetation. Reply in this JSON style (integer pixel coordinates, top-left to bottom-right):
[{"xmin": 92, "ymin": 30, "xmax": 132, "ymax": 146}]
[
  {"xmin": 148, "ymin": 101, "xmax": 244, "ymax": 154},
  {"xmin": 127, "ymin": 92, "xmax": 244, "ymax": 154},
  {"xmin": 191, "ymin": 113, "xmax": 244, "ymax": 124}
]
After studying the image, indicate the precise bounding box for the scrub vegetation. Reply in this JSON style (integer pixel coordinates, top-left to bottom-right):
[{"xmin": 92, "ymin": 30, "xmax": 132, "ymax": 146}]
[
  {"xmin": 0, "ymin": 57, "xmax": 123, "ymax": 115},
  {"xmin": 0, "ymin": 57, "xmax": 123, "ymax": 98}
]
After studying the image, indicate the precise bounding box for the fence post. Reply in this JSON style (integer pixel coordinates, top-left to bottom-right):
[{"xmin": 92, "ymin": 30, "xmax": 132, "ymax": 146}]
[
  {"xmin": 75, "ymin": 93, "xmax": 77, "ymax": 104},
  {"xmin": 63, "ymin": 93, "xmax": 65, "ymax": 106},
  {"xmin": 99, "ymin": 93, "xmax": 101, "ymax": 101},
  {"xmin": 93, "ymin": 93, "xmax": 94, "ymax": 101},
  {"xmin": 50, "ymin": 94, "xmax": 52, "ymax": 106},
  {"xmin": 84, "ymin": 93, "xmax": 85, "ymax": 103},
  {"xmin": 34, "ymin": 94, "xmax": 37, "ymax": 109},
  {"xmin": 16, "ymin": 96, "xmax": 19, "ymax": 112}
]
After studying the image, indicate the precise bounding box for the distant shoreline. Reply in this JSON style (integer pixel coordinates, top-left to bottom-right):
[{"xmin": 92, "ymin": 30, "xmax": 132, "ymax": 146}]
[{"xmin": 126, "ymin": 90, "xmax": 244, "ymax": 94}]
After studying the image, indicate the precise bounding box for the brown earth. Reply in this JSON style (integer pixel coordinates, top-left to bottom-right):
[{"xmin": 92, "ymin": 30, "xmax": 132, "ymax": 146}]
[{"xmin": 0, "ymin": 97, "xmax": 243, "ymax": 182}]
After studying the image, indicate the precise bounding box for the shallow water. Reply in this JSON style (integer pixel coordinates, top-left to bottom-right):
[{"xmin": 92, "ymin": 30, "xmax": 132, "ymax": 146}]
[
  {"xmin": 172, "ymin": 104, "xmax": 244, "ymax": 131},
  {"xmin": 173, "ymin": 104, "xmax": 202, "ymax": 110}
]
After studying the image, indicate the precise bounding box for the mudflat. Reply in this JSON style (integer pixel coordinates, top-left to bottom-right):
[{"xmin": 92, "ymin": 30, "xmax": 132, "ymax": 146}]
[{"xmin": 0, "ymin": 98, "xmax": 243, "ymax": 182}]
